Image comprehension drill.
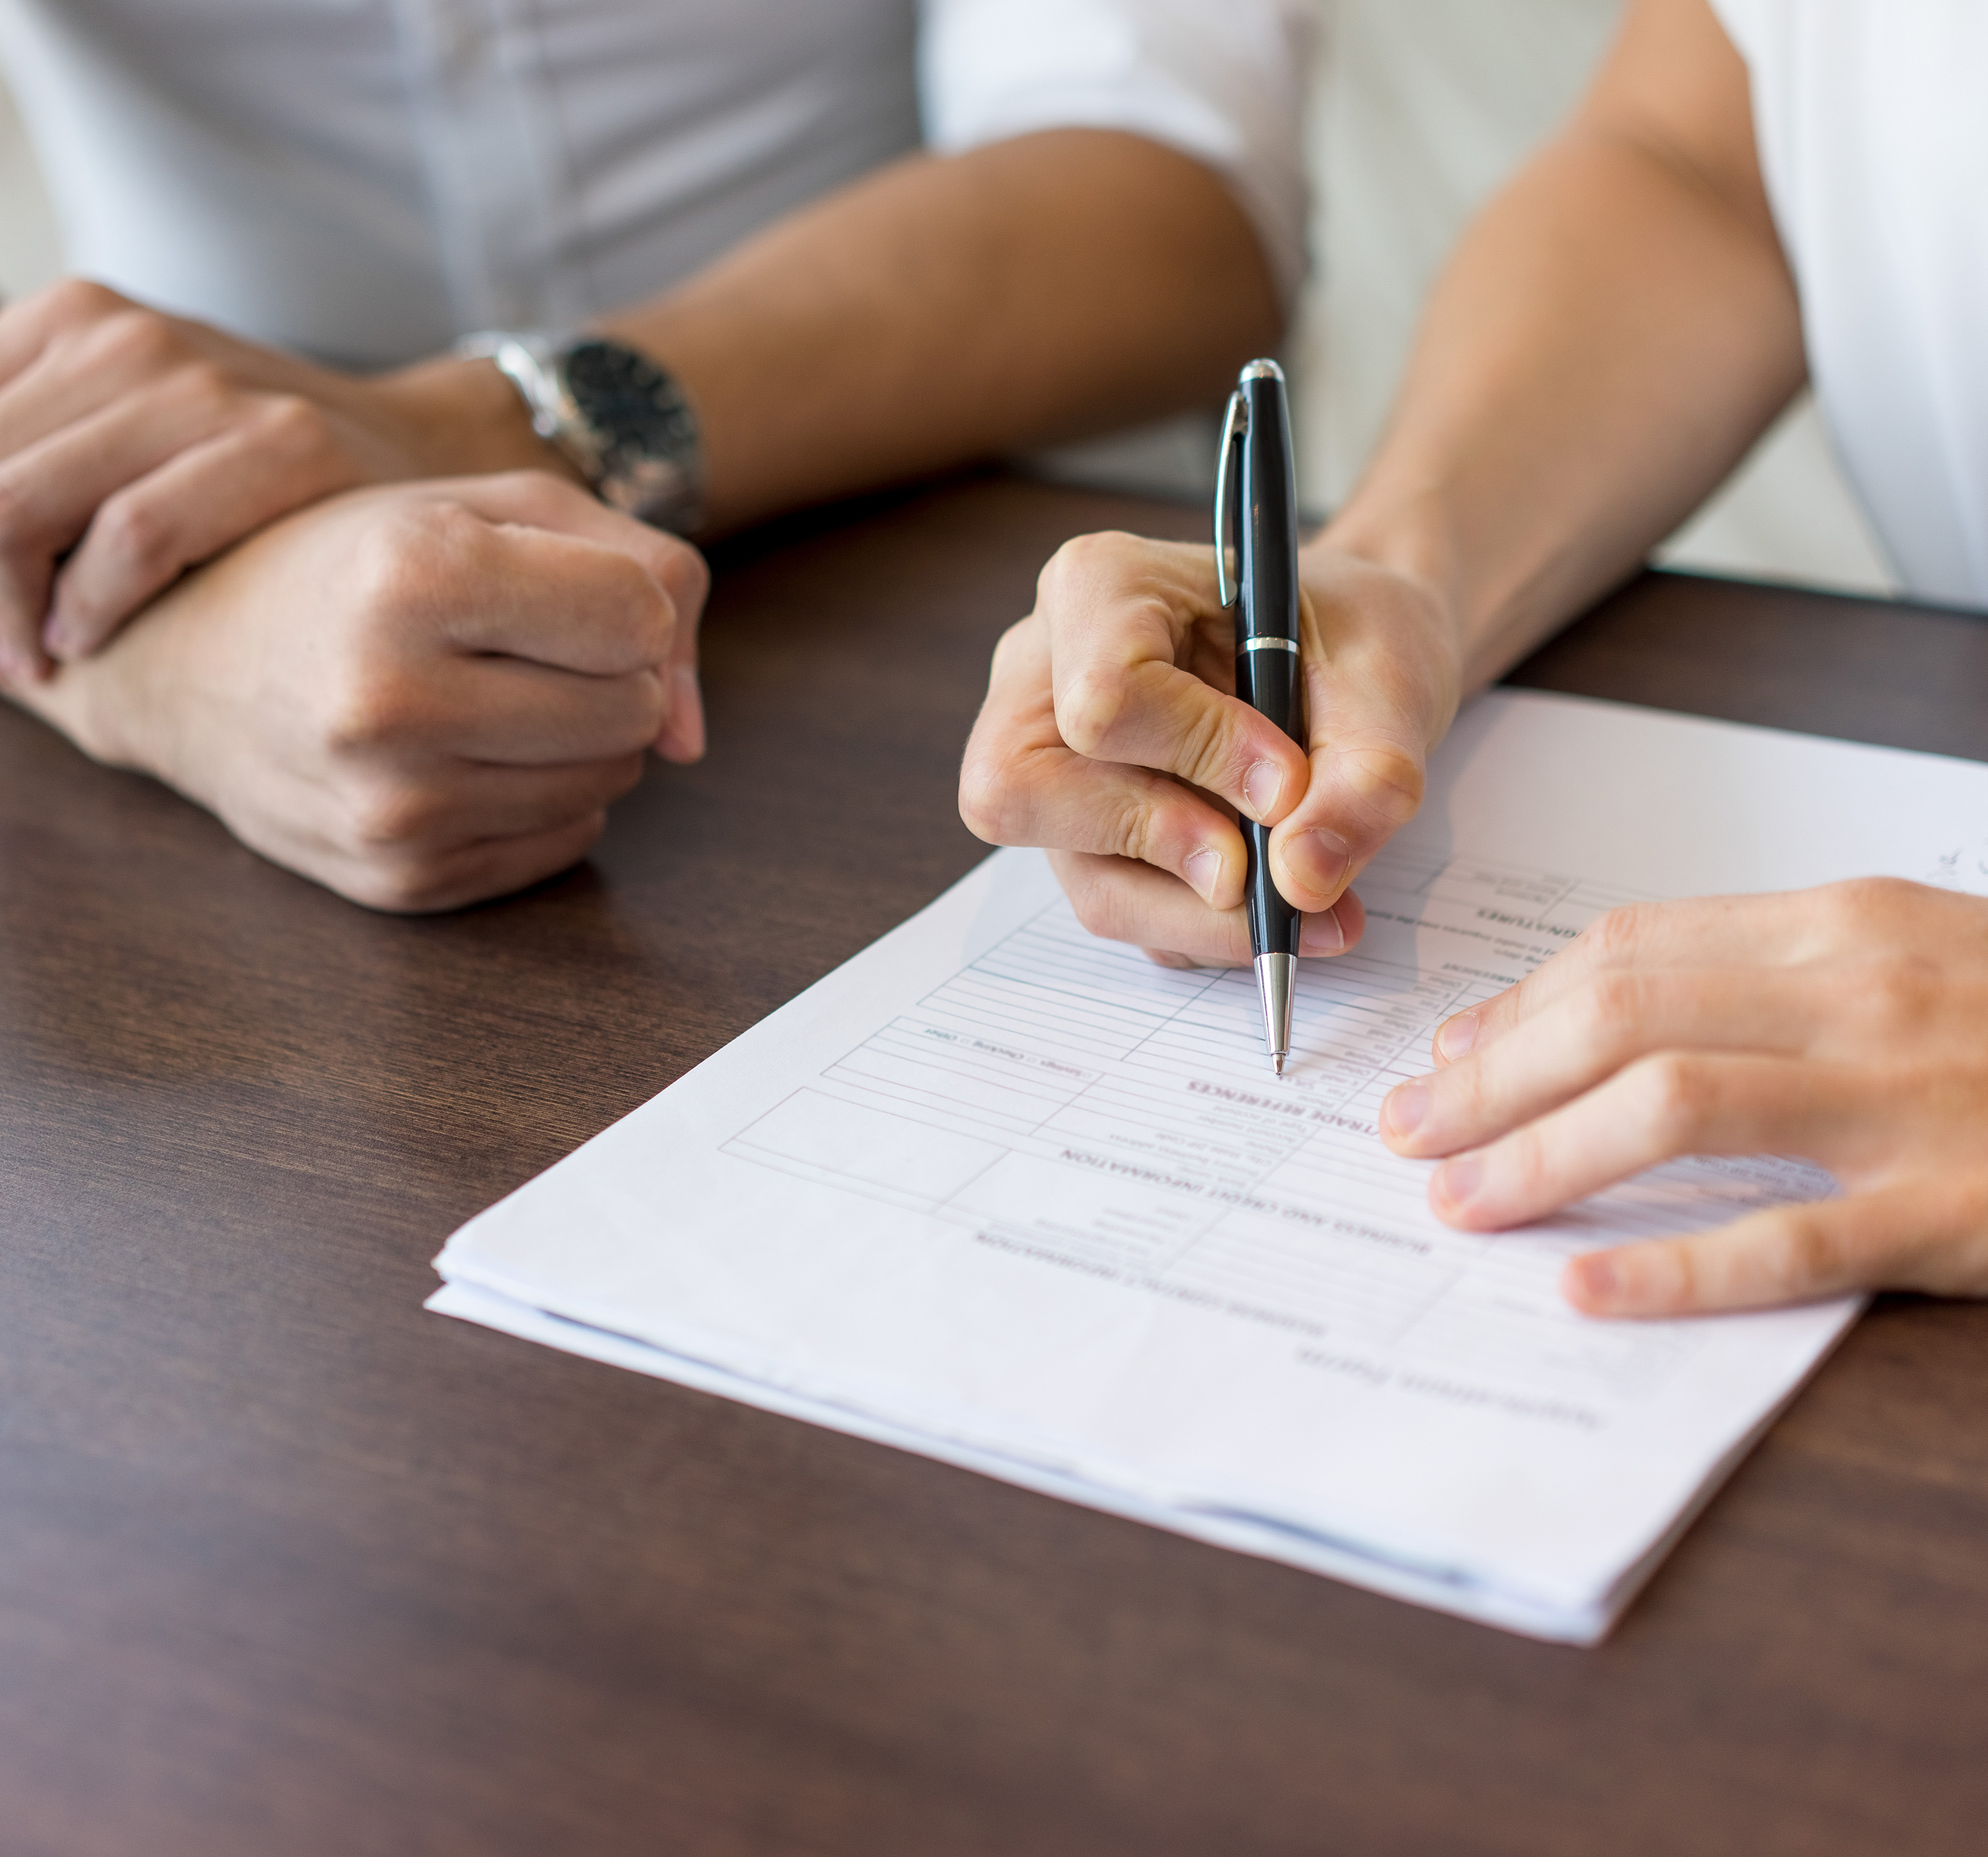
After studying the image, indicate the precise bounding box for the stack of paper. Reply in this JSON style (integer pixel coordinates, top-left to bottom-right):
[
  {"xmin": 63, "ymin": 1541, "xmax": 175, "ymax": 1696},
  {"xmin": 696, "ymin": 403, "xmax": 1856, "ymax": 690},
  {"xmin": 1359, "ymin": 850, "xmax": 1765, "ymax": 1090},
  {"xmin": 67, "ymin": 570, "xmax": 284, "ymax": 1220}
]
[{"xmin": 431, "ymin": 692, "xmax": 1988, "ymax": 1641}]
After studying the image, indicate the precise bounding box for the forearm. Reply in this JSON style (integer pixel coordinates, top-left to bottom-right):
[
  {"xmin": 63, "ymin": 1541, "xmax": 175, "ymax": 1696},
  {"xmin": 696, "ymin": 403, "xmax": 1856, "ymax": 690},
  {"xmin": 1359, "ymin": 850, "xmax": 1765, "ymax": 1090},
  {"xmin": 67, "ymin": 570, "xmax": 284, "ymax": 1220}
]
[
  {"xmin": 379, "ymin": 131, "xmax": 1275, "ymax": 536},
  {"xmin": 592, "ymin": 129, "xmax": 1278, "ymax": 535},
  {"xmin": 1318, "ymin": 0, "xmax": 1806, "ymax": 687}
]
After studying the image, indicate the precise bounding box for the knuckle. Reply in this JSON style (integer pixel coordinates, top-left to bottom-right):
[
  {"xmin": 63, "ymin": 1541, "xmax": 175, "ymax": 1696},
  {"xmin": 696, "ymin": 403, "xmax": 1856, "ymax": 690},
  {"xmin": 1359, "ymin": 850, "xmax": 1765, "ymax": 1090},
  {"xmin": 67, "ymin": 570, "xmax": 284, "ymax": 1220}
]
[
  {"xmin": 957, "ymin": 745, "xmax": 1012, "ymax": 844},
  {"xmin": 319, "ymin": 658, "xmax": 419, "ymax": 753},
  {"xmin": 1036, "ymin": 530, "xmax": 1125, "ymax": 602},
  {"xmin": 92, "ymin": 492, "xmax": 179, "ymax": 579},
  {"xmin": 347, "ymin": 856, "xmax": 455, "ymax": 916},
  {"xmin": 987, "ymin": 616, "xmax": 1033, "ymax": 678},
  {"xmin": 1631, "ymin": 1052, "xmax": 1709, "ymax": 1149},
  {"xmin": 1852, "ymin": 948, "xmax": 1940, "ymax": 1032},
  {"xmin": 661, "ymin": 538, "xmax": 709, "ymax": 617},
  {"xmin": 598, "ymin": 552, "xmax": 674, "ymax": 655},
  {"xmin": 100, "ymin": 307, "xmax": 185, "ymax": 373},
  {"xmin": 175, "ymin": 357, "xmax": 238, "ymax": 414},
  {"xmin": 1662, "ymin": 1241, "xmax": 1703, "ymax": 1311},
  {"xmin": 1101, "ymin": 789, "xmax": 1158, "ymax": 870},
  {"xmin": 1334, "ymin": 741, "xmax": 1426, "ymax": 828},
  {"xmin": 1067, "ymin": 871, "xmax": 1125, "ymax": 942},
  {"xmin": 627, "ymin": 666, "xmax": 669, "ymax": 737},
  {"xmin": 1821, "ymin": 874, "xmax": 1912, "ymax": 936},
  {"xmin": 983, "ymin": 615, "xmax": 1048, "ymax": 705},
  {"xmin": 347, "ymin": 505, "xmax": 470, "ymax": 627},
  {"xmin": 1176, "ymin": 701, "xmax": 1244, "ymax": 791},
  {"xmin": 1032, "ymin": 531, "xmax": 1180, "ymax": 629},
  {"xmin": 1742, "ymin": 1209, "xmax": 1843, "ymax": 1302},
  {"xmin": 1583, "ymin": 901, "xmax": 1659, "ymax": 969},
  {"xmin": 493, "ymin": 467, "xmax": 580, "ymax": 521},
  {"xmin": 340, "ymin": 774, "xmax": 444, "ymax": 851},
  {"xmin": 46, "ymin": 277, "xmax": 124, "ymax": 321},
  {"xmin": 256, "ymin": 391, "xmax": 339, "ymax": 459},
  {"xmin": 1579, "ymin": 971, "xmax": 1650, "ymax": 1055},
  {"xmin": 1779, "ymin": 1211, "xmax": 1842, "ymax": 1289},
  {"xmin": 958, "ymin": 730, "xmax": 1060, "ymax": 847},
  {"xmin": 1052, "ymin": 661, "xmax": 1127, "ymax": 759}
]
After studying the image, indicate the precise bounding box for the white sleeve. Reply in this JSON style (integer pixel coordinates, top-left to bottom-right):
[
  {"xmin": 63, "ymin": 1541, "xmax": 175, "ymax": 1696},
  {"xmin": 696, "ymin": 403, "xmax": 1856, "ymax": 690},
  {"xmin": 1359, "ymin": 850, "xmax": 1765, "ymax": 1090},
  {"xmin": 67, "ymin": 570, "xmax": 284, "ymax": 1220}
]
[
  {"xmin": 1704, "ymin": 0, "xmax": 1770, "ymax": 66},
  {"xmin": 918, "ymin": 0, "xmax": 1316, "ymax": 312}
]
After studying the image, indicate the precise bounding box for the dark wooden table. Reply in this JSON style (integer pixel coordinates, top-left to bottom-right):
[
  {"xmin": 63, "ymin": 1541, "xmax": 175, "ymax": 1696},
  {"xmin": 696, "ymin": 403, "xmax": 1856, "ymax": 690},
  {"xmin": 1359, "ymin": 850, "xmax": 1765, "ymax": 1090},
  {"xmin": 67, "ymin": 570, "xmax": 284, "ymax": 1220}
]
[{"xmin": 4, "ymin": 475, "xmax": 1986, "ymax": 1857}]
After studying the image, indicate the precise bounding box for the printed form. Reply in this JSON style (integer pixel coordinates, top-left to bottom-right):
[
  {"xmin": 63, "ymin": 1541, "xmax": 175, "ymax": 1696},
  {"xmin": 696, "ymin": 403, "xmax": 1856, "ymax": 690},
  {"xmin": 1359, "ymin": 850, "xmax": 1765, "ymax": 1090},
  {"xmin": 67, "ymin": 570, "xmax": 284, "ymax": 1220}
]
[{"xmin": 431, "ymin": 692, "xmax": 1988, "ymax": 1641}]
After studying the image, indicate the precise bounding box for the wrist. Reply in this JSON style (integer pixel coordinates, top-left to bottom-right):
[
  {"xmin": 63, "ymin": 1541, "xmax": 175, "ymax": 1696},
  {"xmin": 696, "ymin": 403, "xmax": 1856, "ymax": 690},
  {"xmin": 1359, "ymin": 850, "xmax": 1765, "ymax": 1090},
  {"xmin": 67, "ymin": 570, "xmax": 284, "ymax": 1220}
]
[
  {"xmin": 1306, "ymin": 487, "xmax": 1471, "ymax": 673},
  {"xmin": 369, "ymin": 356, "xmax": 586, "ymax": 485}
]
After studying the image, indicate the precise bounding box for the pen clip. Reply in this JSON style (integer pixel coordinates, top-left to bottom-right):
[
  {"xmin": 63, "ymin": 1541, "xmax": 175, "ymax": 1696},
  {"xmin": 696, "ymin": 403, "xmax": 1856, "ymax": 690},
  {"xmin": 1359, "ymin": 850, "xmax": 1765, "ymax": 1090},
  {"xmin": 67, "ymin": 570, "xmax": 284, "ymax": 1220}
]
[{"xmin": 1214, "ymin": 389, "xmax": 1246, "ymax": 609}]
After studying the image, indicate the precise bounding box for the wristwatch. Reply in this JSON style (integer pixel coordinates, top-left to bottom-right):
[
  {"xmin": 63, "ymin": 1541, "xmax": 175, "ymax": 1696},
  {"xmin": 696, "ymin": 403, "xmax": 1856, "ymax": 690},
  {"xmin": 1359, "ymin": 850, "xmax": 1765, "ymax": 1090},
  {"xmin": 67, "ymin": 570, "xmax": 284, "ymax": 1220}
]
[{"xmin": 458, "ymin": 330, "xmax": 705, "ymax": 534}]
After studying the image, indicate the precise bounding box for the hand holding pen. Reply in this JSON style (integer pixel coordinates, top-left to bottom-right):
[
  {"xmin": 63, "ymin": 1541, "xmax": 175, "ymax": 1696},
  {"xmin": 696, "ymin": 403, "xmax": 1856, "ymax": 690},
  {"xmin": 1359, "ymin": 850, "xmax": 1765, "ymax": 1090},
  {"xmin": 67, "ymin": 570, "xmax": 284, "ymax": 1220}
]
[{"xmin": 958, "ymin": 386, "xmax": 1461, "ymax": 992}]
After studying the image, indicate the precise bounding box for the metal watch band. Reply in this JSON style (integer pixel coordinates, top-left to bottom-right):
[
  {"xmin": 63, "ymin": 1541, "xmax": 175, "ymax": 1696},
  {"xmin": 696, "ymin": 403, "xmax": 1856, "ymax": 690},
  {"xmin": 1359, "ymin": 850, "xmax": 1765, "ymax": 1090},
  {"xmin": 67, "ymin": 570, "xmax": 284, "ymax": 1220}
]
[{"xmin": 456, "ymin": 329, "xmax": 705, "ymax": 534}]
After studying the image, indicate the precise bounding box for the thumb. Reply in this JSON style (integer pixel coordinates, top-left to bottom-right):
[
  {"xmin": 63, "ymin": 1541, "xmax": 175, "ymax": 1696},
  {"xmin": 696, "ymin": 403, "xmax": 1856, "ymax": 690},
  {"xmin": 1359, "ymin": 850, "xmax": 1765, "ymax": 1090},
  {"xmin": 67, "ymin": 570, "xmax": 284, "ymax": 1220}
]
[{"xmin": 1266, "ymin": 552, "xmax": 1460, "ymax": 912}]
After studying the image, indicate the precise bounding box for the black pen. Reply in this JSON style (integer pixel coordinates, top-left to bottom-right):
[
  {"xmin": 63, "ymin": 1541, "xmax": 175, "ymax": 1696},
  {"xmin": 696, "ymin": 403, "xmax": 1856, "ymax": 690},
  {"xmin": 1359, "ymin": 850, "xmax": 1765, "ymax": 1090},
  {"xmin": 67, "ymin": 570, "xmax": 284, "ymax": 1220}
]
[{"xmin": 1215, "ymin": 359, "xmax": 1302, "ymax": 1076}]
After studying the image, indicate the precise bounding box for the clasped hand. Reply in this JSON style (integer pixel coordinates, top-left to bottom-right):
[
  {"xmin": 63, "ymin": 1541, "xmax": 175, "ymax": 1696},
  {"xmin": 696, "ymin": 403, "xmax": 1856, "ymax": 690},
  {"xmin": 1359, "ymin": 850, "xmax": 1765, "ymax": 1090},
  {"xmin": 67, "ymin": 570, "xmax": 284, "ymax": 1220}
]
[
  {"xmin": 16, "ymin": 472, "xmax": 707, "ymax": 912},
  {"xmin": 960, "ymin": 532, "xmax": 1461, "ymax": 965},
  {"xmin": 0, "ymin": 279, "xmax": 548, "ymax": 682},
  {"xmin": 959, "ymin": 531, "xmax": 1988, "ymax": 1317}
]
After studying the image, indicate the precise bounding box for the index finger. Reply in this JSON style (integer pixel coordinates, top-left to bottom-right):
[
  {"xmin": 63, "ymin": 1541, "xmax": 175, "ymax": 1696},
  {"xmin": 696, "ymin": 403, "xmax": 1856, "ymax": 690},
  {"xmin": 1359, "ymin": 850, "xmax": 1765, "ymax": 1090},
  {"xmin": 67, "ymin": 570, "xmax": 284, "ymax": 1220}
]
[
  {"xmin": 1040, "ymin": 531, "xmax": 1311, "ymax": 829},
  {"xmin": 1430, "ymin": 890, "xmax": 1837, "ymax": 1066}
]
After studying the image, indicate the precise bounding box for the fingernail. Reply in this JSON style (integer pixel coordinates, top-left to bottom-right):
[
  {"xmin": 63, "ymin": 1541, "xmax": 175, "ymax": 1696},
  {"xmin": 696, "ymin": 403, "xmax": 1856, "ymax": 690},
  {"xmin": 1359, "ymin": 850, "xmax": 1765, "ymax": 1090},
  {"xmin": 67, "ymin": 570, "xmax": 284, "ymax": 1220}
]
[
  {"xmin": 1385, "ymin": 1079, "xmax": 1428, "ymax": 1137},
  {"xmin": 1436, "ymin": 1011, "xmax": 1478, "ymax": 1061},
  {"xmin": 1183, "ymin": 848, "xmax": 1221, "ymax": 904},
  {"xmin": 41, "ymin": 618, "xmax": 74, "ymax": 659},
  {"xmin": 1285, "ymin": 827, "xmax": 1352, "ymax": 901},
  {"xmin": 1433, "ymin": 1154, "xmax": 1482, "ymax": 1210},
  {"xmin": 668, "ymin": 665, "xmax": 706, "ymax": 760},
  {"xmin": 1242, "ymin": 759, "xmax": 1283, "ymax": 821},
  {"xmin": 1299, "ymin": 908, "xmax": 1345, "ymax": 955}
]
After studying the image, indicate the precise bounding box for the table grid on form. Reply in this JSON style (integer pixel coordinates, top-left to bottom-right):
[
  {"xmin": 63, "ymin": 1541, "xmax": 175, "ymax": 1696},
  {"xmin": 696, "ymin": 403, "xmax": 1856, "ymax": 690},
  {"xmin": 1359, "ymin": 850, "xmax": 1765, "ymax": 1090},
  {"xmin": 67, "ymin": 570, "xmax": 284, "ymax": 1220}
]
[{"xmin": 723, "ymin": 847, "xmax": 1829, "ymax": 1407}]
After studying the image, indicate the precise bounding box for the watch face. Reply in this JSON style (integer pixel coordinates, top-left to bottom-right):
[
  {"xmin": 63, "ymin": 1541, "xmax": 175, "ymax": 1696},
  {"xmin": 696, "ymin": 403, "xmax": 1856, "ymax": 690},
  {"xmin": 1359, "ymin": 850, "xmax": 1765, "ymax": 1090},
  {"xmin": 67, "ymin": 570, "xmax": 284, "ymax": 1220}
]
[{"xmin": 562, "ymin": 339, "xmax": 698, "ymax": 467}]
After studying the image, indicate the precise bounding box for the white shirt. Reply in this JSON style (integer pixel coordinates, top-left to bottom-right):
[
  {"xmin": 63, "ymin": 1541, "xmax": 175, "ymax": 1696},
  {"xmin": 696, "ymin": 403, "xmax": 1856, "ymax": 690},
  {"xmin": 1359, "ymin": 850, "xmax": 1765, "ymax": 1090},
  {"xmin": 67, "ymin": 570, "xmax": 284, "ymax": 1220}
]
[
  {"xmin": 1713, "ymin": 0, "xmax": 1988, "ymax": 609},
  {"xmin": 0, "ymin": 0, "xmax": 1312, "ymax": 369}
]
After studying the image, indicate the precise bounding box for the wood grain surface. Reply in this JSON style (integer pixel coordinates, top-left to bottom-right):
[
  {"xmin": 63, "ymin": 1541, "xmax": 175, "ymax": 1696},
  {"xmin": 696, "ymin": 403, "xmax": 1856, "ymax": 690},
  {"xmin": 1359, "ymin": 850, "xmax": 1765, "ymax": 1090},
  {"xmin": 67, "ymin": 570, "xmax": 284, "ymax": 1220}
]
[{"xmin": 3, "ymin": 475, "xmax": 1985, "ymax": 1857}]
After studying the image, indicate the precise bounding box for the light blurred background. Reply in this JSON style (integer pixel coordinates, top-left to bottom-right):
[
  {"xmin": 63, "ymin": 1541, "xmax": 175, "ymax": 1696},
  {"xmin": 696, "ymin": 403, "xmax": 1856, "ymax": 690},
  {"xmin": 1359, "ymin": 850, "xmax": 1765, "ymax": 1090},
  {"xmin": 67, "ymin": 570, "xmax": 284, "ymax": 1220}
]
[{"xmin": 0, "ymin": 0, "xmax": 1896, "ymax": 597}]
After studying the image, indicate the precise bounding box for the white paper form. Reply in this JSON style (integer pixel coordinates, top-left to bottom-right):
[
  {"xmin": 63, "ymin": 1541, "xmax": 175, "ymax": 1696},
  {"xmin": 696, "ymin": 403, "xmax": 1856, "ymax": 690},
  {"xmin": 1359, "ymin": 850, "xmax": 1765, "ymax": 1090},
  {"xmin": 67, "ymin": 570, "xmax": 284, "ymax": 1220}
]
[{"xmin": 431, "ymin": 691, "xmax": 1988, "ymax": 1642}]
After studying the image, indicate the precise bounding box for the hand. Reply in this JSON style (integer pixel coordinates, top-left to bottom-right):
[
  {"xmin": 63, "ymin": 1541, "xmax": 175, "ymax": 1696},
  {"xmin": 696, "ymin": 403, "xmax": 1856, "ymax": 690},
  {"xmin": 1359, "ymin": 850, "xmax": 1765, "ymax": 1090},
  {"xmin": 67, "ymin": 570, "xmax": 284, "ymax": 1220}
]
[
  {"xmin": 10, "ymin": 472, "xmax": 707, "ymax": 912},
  {"xmin": 958, "ymin": 532, "xmax": 1463, "ymax": 966},
  {"xmin": 0, "ymin": 280, "xmax": 560, "ymax": 680},
  {"xmin": 1378, "ymin": 880, "xmax": 1988, "ymax": 1315}
]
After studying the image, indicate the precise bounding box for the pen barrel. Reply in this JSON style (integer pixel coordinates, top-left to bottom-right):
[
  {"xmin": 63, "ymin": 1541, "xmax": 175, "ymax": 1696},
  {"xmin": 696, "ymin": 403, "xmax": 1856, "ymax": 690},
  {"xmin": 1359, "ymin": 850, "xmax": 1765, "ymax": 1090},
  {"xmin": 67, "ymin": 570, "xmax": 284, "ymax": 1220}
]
[
  {"xmin": 1242, "ymin": 818, "xmax": 1300, "ymax": 958},
  {"xmin": 1236, "ymin": 645, "xmax": 1301, "ymax": 957},
  {"xmin": 1234, "ymin": 364, "xmax": 1302, "ymax": 958}
]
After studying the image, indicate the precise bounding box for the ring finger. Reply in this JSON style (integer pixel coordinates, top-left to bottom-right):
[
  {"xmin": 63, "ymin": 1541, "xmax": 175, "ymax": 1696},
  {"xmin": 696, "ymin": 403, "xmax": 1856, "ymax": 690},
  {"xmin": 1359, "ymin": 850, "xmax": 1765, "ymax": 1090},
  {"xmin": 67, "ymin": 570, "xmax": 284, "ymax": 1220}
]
[
  {"xmin": 1425, "ymin": 1051, "xmax": 1854, "ymax": 1231},
  {"xmin": 1384, "ymin": 964, "xmax": 1826, "ymax": 1158}
]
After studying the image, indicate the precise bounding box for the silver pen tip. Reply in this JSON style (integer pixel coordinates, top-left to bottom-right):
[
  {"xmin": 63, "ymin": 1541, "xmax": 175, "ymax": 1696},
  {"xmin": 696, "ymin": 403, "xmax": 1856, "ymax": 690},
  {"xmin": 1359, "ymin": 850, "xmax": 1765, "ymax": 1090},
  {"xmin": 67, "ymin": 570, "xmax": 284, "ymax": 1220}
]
[{"xmin": 1272, "ymin": 1053, "xmax": 1285, "ymax": 1076}]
